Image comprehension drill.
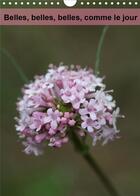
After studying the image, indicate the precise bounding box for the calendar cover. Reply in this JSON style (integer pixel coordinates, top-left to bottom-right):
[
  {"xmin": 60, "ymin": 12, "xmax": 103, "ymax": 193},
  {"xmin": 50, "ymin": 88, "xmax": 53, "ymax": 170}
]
[{"xmin": 1, "ymin": 1, "xmax": 140, "ymax": 196}]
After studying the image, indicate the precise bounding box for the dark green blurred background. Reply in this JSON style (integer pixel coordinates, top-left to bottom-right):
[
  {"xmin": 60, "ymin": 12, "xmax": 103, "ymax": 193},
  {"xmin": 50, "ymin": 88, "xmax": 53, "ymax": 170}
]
[{"xmin": 1, "ymin": 26, "xmax": 140, "ymax": 196}]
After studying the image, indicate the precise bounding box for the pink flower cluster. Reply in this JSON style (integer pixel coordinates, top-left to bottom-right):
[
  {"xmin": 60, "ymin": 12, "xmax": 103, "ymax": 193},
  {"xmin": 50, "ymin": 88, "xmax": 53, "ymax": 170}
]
[{"xmin": 15, "ymin": 64, "xmax": 122, "ymax": 156}]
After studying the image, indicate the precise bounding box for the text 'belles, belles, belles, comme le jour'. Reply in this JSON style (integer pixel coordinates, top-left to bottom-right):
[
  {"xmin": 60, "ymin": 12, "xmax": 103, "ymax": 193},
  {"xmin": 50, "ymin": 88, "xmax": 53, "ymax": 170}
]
[{"xmin": 3, "ymin": 14, "xmax": 138, "ymax": 23}]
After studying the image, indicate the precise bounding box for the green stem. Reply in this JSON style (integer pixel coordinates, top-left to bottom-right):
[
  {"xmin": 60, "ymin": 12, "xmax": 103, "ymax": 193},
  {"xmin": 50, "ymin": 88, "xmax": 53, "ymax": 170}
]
[
  {"xmin": 0, "ymin": 48, "xmax": 28, "ymax": 83},
  {"xmin": 95, "ymin": 26, "xmax": 109, "ymax": 75},
  {"xmin": 70, "ymin": 130, "xmax": 121, "ymax": 196}
]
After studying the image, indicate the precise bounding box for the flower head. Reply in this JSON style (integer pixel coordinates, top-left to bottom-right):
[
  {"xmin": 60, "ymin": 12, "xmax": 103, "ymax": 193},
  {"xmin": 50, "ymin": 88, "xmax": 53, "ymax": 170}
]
[{"xmin": 15, "ymin": 64, "xmax": 122, "ymax": 155}]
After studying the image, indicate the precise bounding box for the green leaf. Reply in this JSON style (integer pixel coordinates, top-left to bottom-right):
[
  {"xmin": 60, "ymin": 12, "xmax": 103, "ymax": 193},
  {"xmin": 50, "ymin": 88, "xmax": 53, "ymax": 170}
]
[{"xmin": 95, "ymin": 26, "xmax": 109, "ymax": 75}]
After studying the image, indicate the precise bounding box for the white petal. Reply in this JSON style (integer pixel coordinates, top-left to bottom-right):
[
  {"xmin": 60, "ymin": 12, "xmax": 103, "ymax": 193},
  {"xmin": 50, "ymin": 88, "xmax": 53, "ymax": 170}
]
[
  {"xmin": 87, "ymin": 126, "xmax": 94, "ymax": 133},
  {"xmin": 90, "ymin": 112, "xmax": 96, "ymax": 121},
  {"xmin": 81, "ymin": 122, "xmax": 87, "ymax": 129},
  {"xmin": 47, "ymin": 108, "xmax": 53, "ymax": 115},
  {"xmin": 79, "ymin": 109, "xmax": 88, "ymax": 115},
  {"xmin": 51, "ymin": 121, "xmax": 57, "ymax": 129}
]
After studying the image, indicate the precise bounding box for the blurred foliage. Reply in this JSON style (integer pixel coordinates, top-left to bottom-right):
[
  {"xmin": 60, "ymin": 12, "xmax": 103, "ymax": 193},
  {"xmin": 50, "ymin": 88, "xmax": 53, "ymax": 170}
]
[
  {"xmin": 1, "ymin": 26, "xmax": 140, "ymax": 196},
  {"xmin": 24, "ymin": 167, "xmax": 75, "ymax": 196}
]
